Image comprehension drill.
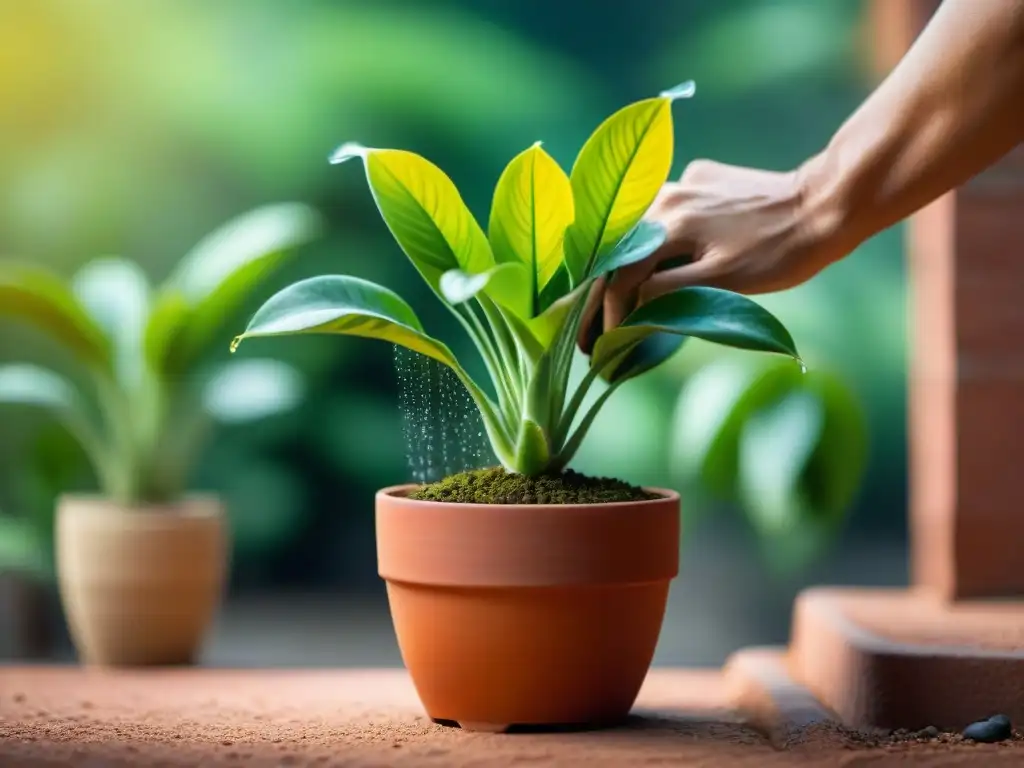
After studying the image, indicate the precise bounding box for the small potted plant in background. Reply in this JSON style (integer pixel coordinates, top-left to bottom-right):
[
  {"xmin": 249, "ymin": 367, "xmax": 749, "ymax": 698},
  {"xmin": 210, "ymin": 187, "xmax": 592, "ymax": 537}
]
[
  {"xmin": 233, "ymin": 83, "xmax": 799, "ymax": 731},
  {"xmin": 0, "ymin": 203, "xmax": 321, "ymax": 666}
]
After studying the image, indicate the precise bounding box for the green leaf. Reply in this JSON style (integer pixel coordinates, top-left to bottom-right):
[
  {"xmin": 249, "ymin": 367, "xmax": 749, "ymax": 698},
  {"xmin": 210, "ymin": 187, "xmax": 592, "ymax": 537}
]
[
  {"xmin": 0, "ymin": 262, "xmax": 112, "ymax": 370},
  {"xmin": 0, "ymin": 363, "xmax": 81, "ymax": 412},
  {"xmin": 231, "ymin": 274, "xmax": 457, "ymax": 367},
  {"xmin": 589, "ymin": 220, "xmax": 668, "ymax": 282},
  {"xmin": 202, "ymin": 358, "xmax": 305, "ymax": 424},
  {"xmin": 609, "ymin": 332, "xmax": 686, "ymax": 384},
  {"xmin": 72, "ymin": 257, "xmax": 151, "ymax": 387},
  {"xmin": 439, "ymin": 263, "xmax": 531, "ymax": 318},
  {"xmin": 797, "ymin": 371, "xmax": 868, "ymax": 522},
  {"xmin": 170, "ymin": 203, "xmax": 324, "ymax": 303},
  {"xmin": 332, "ymin": 143, "xmax": 494, "ymax": 296},
  {"xmin": 488, "ymin": 142, "xmax": 574, "ymax": 312},
  {"xmin": 0, "ymin": 363, "xmax": 114, "ymax": 492},
  {"xmin": 591, "ymin": 287, "xmax": 800, "ymax": 377},
  {"xmin": 737, "ymin": 387, "xmax": 829, "ymax": 579},
  {"xmin": 673, "ymin": 358, "xmax": 799, "ymax": 496},
  {"xmin": 537, "ymin": 264, "xmax": 571, "ymax": 314},
  {"xmin": 151, "ymin": 203, "xmax": 323, "ymax": 376},
  {"xmin": 563, "ymin": 82, "xmax": 694, "ymax": 282},
  {"xmin": 528, "ymin": 281, "xmax": 587, "ymax": 350}
]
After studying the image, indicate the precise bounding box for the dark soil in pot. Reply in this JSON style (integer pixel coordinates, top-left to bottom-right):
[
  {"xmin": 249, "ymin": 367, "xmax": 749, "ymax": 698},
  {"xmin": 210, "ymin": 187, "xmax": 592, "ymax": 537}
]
[{"xmin": 408, "ymin": 467, "xmax": 659, "ymax": 504}]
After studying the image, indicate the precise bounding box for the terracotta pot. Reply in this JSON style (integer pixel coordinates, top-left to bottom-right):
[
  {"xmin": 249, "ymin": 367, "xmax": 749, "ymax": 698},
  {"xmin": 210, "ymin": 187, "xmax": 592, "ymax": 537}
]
[
  {"xmin": 376, "ymin": 484, "xmax": 680, "ymax": 732},
  {"xmin": 56, "ymin": 495, "xmax": 228, "ymax": 666}
]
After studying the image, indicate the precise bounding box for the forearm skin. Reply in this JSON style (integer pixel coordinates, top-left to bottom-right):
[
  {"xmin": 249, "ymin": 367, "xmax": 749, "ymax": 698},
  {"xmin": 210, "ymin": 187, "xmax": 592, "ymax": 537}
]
[{"xmin": 801, "ymin": 0, "xmax": 1024, "ymax": 256}]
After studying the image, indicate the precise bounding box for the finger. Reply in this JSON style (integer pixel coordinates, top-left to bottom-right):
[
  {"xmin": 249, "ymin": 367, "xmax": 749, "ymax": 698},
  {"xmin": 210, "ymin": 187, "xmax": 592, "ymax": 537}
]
[
  {"xmin": 638, "ymin": 259, "xmax": 741, "ymax": 302},
  {"xmin": 604, "ymin": 271, "xmax": 640, "ymax": 332},
  {"xmin": 598, "ymin": 252, "xmax": 660, "ymax": 330},
  {"xmin": 577, "ymin": 276, "xmax": 606, "ymax": 354}
]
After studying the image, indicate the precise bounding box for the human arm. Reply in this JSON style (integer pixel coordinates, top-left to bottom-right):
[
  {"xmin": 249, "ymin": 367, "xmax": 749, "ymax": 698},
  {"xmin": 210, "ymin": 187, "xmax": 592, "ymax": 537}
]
[{"xmin": 580, "ymin": 0, "xmax": 1024, "ymax": 350}]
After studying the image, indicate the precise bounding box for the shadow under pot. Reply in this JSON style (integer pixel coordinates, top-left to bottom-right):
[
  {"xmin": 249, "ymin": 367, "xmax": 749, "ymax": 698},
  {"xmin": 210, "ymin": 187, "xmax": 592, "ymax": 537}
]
[
  {"xmin": 376, "ymin": 485, "xmax": 680, "ymax": 733},
  {"xmin": 56, "ymin": 495, "xmax": 228, "ymax": 667}
]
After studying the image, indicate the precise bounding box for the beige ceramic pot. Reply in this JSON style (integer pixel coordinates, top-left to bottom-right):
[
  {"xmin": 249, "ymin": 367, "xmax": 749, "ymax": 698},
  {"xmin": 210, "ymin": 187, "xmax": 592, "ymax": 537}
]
[
  {"xmin": 376, "ymin": 484, "xmax": 680, "ymax": 732},
  {"xmin": 56, "ymin": 495, "xmax": 228, "ymax": 666}
]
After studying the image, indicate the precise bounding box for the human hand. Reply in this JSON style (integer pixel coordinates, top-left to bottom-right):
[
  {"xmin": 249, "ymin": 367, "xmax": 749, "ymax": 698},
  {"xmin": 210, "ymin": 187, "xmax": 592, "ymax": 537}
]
[{"xmin": 577, "ymin": 157, "xmax": 848, "ymax": 353}]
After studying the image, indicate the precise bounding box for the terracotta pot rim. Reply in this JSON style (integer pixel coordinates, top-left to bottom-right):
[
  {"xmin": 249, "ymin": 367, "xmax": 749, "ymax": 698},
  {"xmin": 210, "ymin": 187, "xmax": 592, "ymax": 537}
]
[
  {"xmin": 57, "ymin": 493, "xmax": 223, "ymax": 519},
  {"xmin": 376, "ymin": 485, "xmax": 680, "ymax": 586},
  {"xmin": 377, "ymin": 483, "xmax": 679, "ymax": 511}
]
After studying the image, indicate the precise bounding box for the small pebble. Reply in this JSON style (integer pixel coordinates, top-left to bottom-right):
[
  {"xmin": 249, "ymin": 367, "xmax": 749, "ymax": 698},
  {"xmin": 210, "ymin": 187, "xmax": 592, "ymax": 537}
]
[
  {"xmin": 963, "ymin": 714, "xmax": 1012, "ymax": 743},
  {"xmin": 918, "ymin": 725, "xmax": 940, "ymax": 739}
]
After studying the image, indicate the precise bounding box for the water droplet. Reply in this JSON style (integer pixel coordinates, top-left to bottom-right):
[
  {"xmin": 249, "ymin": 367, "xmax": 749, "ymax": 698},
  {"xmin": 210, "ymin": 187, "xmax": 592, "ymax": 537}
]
[{"xmin": 392, "ymin": 345, "xmax": 494, "ymax": 483}]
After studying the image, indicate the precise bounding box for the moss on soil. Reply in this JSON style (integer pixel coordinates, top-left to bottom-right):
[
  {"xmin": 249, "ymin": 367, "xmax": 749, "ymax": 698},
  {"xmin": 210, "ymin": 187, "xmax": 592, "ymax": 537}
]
[{"xmin": 408, "ymin": 466, "xmax": 660, "ymax": 505}]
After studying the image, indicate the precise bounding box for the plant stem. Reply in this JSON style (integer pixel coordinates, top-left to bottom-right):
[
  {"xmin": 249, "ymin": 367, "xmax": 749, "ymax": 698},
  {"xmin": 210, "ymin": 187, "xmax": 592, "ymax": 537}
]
[
  {"xmin": 90, "ymin": 370, "xmax": 138, "ymax": 504},
  {"xmin": 553, "ymin": 381, "xmax": 622, "ymax": 471},
  {"xmin": 454, "ymin": 305, "xmax": 518, "ymax": 430}
]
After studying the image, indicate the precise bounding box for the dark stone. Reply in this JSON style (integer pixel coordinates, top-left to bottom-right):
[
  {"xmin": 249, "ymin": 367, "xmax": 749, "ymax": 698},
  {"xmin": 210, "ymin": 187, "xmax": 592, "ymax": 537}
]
[
  {"xmin": 963, "ymin": 715, "xmax": 1012, "ymax": 743},
  {"xmin": 918, "ymin": 726, "xmax": 939, "ymax": 739},
  {"xmin": 989, "ymin": 714, "xmax": 1012, "ymax": 731}
]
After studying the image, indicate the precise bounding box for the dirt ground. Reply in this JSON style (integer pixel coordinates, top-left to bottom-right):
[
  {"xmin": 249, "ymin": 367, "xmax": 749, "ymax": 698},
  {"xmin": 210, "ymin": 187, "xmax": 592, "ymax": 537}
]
[{"xmin": 2, "ymin": 668, "xmax": 1023, "ymax": 767}]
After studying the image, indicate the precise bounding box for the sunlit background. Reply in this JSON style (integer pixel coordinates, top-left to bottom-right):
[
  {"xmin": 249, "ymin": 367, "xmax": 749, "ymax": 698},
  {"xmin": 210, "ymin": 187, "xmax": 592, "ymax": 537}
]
[{"xmin": 0, "ymin": 0, "xmax": 907, "ymax": 666}]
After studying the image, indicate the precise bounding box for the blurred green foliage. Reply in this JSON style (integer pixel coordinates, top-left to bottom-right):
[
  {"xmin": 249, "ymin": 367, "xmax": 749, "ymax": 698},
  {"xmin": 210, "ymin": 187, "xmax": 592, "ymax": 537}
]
[{"xmin": 0, "ymin": 0, "xmax": 905, "ymax": 587}]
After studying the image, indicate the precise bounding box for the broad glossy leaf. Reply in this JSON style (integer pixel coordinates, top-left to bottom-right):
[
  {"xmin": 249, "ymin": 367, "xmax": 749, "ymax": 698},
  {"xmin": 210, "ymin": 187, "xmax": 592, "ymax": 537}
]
[
  {"xmin": 591, "ymin": 286, "xmax": 800, "ymax": 375},
  {"xmin": 488, "ymin": 142, "xmax": 574, "ymax": 310},
  {"xmin": 440, "ymin": 263, "xmax": 531, "ymax": 318},
  {"xmin": 170, "ymin": 203, "xmax": 323, "ymax": 303},
  {"xmin": 609, "ymin": 332, "xmax": 685, "ymax": 383},
  {"xmin": 332, "ymin": 143, "xmax": 493, "ymax": 295},
  {"xmin": 0, "ymin": 364, "xmax": 111, "ymax": 485},
  {"xmin": 0, "ymin": 262, "xmax": 111, "ymax": 369},
  {"xmin": 732, "ymin": 369, "xmax": 866, "ymax": 573},
  {"xmin": 72, "ymin": 257, "xmax": 151, "ymax": 388},
  {"xmin": 797, "ymin": 371, "xmax": 868, "ymax": 522},
  {"xmin": 0, "ymin": 363, "xmax": 80, "ymax": 412},
  {"xmin": 232, "ymin": 275, "xmax": 457, "ymax": 368},
  {"xmin": 738, "ymin": 388, "xmax": 832, "ymax": 574},
  {"xmin": 563, "ymin": 82, "xmax": 695, "ymax": 282},
  {"xmin": 673, "ymin": 358, "xmax": 799, "ymax": 496},
  {"xmin": 590, "ymin": 220, "xmax": 668, "ymax": 281},
  {"xmin": 151, "ymin": 203, "xmax": 322, "ymax": 376},
  {"xmin": 202, "ymin": 358, "xmax": 305, "ymax": 424}
]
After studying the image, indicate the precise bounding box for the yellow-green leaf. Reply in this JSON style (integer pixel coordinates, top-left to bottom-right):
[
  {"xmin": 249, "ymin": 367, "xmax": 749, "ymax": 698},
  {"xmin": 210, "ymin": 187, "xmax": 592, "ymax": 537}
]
[
  {"xmin": 0, "ymin": 261, "xmax": 112, "ymax": 370},
  {"xmin": 332, "ymin": 142, "xmax": 493, "ymax": 296},
  {"xmin": 564, "ymin": 81, "xmax": 695, "ymax": 282},
  {"xmin": 440, "ymin": 263, "xmax": 531, "ymax": 318},
  {"xmin": 488, "ymin": 142, "xmax": 574, "ymax": 312}
]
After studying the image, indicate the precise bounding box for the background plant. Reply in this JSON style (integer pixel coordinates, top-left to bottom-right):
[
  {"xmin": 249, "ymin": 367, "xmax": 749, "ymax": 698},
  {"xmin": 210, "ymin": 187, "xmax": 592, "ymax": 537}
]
[
  {"xmin": 233, "ymin": 84, "xmax": 807, "ymax": 477},
  {"xmin": 0, "ymin": 204, "xmax": 320, "ymax": 506}
]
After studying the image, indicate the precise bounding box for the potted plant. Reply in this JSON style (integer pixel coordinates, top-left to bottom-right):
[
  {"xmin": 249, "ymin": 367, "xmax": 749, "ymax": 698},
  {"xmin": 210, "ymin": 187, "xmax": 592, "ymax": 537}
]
[
  {"xmin": 0, "ymin": 203, "xmax": 321, "ymax": 666},
  {"xmin": 233, "ymin": 83, "xmax": 800, "ymax": 731}
]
